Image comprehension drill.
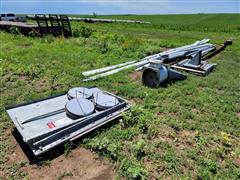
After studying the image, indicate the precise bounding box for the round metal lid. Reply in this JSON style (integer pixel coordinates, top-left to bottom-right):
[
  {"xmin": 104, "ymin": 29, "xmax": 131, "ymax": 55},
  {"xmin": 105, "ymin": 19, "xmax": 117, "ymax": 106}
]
[
  {"xmin": 94, "ymin": 92, "xmax": 119, "ymax": 110},
  {"xmin": 67, "ymin": 87, "xmax": 93, "ymax": 100},
  {"xmin": 65, "ymin": 97, "xmax": 95, "ymax": 118}
]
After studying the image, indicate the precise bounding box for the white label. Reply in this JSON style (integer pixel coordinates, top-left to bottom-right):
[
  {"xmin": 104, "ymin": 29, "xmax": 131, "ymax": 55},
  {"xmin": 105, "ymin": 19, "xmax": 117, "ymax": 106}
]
[{"xmin": 53, "ymin": 117, "xmax": 73, "ymax": 127}]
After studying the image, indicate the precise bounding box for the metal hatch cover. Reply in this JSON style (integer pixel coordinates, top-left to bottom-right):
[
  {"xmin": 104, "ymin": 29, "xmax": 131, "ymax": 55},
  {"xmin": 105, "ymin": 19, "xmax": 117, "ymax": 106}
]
[
  {"xmin": 94, "ymin": 92, "xmax": 119, "ymax": 110},
  {"xmin": 65, "ymin": 97, "xmax": 95, "ymax": 118},
  {"xmin": 67, "ymin": 87, "xmax": 93, "ymax": 100}
]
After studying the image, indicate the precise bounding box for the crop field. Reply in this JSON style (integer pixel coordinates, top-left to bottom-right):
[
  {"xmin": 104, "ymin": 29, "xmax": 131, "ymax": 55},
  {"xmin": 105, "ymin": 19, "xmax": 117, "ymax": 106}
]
[
  {"xmin": 77, "ymin": 13, "xmax": 240, "ymax": 32},
  {"xmin": 0, "ymin": 14, "xmax": 240, "ymax": 179}
]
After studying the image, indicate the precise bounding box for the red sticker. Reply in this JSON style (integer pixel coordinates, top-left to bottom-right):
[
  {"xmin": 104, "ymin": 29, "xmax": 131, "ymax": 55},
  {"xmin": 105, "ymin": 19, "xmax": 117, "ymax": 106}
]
[{"xmin": 47, "ymin": 122, "xmax": 56, "ymax": 129}]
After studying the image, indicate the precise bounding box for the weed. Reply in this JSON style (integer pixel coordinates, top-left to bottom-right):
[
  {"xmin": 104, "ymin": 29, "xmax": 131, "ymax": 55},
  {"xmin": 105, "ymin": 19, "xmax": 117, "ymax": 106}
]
[
  {"xmin": 100, "ymin": 41, "xmax": 109, "ymax": 54},
  {"xmin": 84, "ymin": 136, "xmax": 122, "ymax": 159},
  {"xmin": 73, "ymin": 25, "xmax": 93, "ymax": 38},
  {"xmin": 133, "ymin": 139, "xmax": 146, "ymax": 160},
  {"xmin": 37, "ymin": 159, "xmax": 51, "ymax": 166},
  {"xmin": 119, "ymin": 158, "xmax": 147, "ymax": 179},
  {"xmin": 162, "ymin": 151, "xmax": 180, "ymax": 173},
  {"xmin": 57, "ymin": 171, "xmax": 73, "ymax": 180},
  {"xmin": 121, "ymin": 106, "xmax": 145, "ymax": 128},
  {"xmin": 27, "ymin": 64, "xmax": 43, "ymax": 79},
  {"xmin": 64, "ymin": 142, "xmax": 74, "ymax": 157},
  {"xmin": 7, "ymin": 161, "xmax": 28, "ymax": 179},
  {"xmin": 40, "ymin": 35, "xmax": 55, "ymax": 43},
  {"xmin": 7, "ymin": 161, "xmax": 27, "ymax": 174},
  {"xmin": 197, "ymin": 158, "xmax": 218, "ymax": 178}
]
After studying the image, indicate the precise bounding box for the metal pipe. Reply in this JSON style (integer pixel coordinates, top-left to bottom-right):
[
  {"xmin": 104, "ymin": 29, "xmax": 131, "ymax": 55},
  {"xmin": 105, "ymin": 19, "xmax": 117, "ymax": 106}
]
[
  {"xmin": 82, "ymin": 60, "xmax": 136, "ymax": 77},
  {"xmin": 83, "ymin": 62, "xmax": 144, "ymax": 82}
]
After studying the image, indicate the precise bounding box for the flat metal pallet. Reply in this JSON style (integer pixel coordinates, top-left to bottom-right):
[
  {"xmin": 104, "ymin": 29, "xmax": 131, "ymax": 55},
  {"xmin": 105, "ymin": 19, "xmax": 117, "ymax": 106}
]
[{"xmin": 6, "ymin": 87, "xmax": 129, "ymax": 156}]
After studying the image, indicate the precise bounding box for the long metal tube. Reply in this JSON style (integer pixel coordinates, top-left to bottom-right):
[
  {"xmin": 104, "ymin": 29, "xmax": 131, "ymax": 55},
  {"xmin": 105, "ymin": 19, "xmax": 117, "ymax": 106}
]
[
  {"xmin": 82, "ymin": 60, "xmax": 136, "ymax": 77},
  {"xmin": 83, "ymin": 61, "xmax": 148, "ymax": 82},
  {"xmin": 82, "ymin": 53, "xmax": 162, "ymax": 81}
]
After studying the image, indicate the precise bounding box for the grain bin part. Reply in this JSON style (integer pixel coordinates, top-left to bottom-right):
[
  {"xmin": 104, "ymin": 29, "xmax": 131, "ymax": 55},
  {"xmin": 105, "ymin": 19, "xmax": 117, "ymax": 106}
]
[
  {"xmin": 142, "ymin": 61, "xmax": 186, "ymax": 87},
  {"xmin": 6, "ymin": 87, "xmax": 129, "ymax": 156},
  {"xmin": 65, "ymin": 98, "xmax": 95, "ymax": 119},
  {"xmin": 67, "ymin": 87, "xmax": 93, "ymax": 100}
]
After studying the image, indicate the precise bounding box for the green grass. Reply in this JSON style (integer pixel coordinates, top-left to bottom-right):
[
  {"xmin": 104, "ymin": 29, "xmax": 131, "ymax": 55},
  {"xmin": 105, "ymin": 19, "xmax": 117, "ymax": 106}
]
[
  {"xmin": 0, "ymin": 14, "xmax": 240, "ymax": 179},
  {"xmin": 74, "ymin": 13, "xmax": 240, "ymax": 33}
]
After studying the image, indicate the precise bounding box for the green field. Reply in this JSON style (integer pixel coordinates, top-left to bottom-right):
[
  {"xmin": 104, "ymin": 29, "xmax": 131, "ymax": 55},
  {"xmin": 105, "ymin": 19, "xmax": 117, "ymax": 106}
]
[
  {"xmin": 77, "ymin": 13, "xmax": 240, "ymax": 32},
  {"xmin": 0, "ymin": 14, "xmax": 240, "ymax": 179}
]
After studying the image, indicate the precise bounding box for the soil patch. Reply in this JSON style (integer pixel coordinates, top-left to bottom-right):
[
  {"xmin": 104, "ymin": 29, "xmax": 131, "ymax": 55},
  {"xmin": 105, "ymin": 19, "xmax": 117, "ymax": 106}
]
[
  {"xmin": 236, "ymin": 112, "xmax": 240, "ymax": 118},
  {"xmin": 128, "ymin": 71, "xmax": 142, "ymax": 81},
  {"xmin": 4, "ymin": 135, "xmax": 115, "ymax": 180}
]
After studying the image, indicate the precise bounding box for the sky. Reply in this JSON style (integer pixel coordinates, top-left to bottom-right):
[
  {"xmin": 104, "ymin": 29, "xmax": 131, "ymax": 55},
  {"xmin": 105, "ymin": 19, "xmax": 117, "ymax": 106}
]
[{"xmin": 1, "ymin": 0, "xmax": 239, "ymax": 14}]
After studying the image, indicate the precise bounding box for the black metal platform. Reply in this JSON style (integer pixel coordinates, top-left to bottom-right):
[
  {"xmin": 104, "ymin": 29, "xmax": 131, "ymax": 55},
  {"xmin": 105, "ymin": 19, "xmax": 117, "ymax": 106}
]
[{"xmin": 0, "ymin": 14, "xmax": 72, "ymax": 38}]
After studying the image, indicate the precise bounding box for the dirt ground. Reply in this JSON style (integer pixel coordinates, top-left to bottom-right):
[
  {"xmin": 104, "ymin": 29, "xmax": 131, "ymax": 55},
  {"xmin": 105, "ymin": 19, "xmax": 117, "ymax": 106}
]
[
  {"xmin": 2, "ymin": 134, "xmax": 115, "ymax": 180},
  {"xmin": 128, "ymin": 71, "xmax": 142, "ymax": 81}
]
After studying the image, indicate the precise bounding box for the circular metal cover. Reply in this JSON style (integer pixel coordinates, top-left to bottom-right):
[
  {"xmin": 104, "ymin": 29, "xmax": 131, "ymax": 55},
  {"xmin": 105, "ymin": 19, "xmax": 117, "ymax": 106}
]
[
  {"xmin": 94, "ymin": 92, "xmax": 119, "ymax": 110},
  {"xmin": 67, "ymin": 87, "xmax": 93, "ymax": 100},
  {"xmin": 65, "ymin": 97, "xmax": 95, "ymax": 118}
]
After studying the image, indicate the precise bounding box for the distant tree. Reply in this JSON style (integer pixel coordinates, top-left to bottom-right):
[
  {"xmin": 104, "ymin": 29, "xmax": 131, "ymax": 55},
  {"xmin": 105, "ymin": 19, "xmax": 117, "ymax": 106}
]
[{"xmin": 92, "ymin": 12, "xmax": 97, "ymax": 18}]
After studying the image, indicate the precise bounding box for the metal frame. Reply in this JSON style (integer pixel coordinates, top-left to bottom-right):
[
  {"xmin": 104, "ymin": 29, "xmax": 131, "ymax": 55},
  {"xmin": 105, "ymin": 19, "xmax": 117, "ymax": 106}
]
[
  {"xmin": 35, "ymin": 14, "xmax": 50, "ymax": 36},
  {"xmin": 49, "ymin": 14, "xmax": 62, "ymax": 37},
  {"xmin": 59, "ymin": 15, "xmax": 72, "ymax": 38}
]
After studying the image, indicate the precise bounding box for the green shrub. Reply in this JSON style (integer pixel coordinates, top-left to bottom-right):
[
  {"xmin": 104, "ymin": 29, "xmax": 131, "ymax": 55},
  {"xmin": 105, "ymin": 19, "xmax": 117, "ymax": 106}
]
[
  {"xmin": 119, "ymin": 158, "xmax": 146, "ymax": 179},
  {"xmin": 122, "ymin": 106, "xmax": 145, "ymax": 128},
  {"xmin": 100, "ymin": 41, "xmax": 109, "ymax": 54},
  {"xmin": 92, "ymin": 12, "xmax": 97, "ymax": 18},
  {"xmin": 133, "ymin": 139, "xmax": 146, "ymax": 160},
  {"xmin": 64, "ymin": 142, "xmax": 74, "ymax": 157},
  {"xmin": 43, "ymin": 35, "xmax": 55, "ymax": 43},
  {"xmin": 18, "ymin": 64, "xmax": 44, "ymax": 79},
  {"xmin": 84, "ymin": 137, "xmax": 122, "ymax": 159},
  {"xmin": 73, "ymin": 26, "xmax": 93, "ymax": 38}
]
